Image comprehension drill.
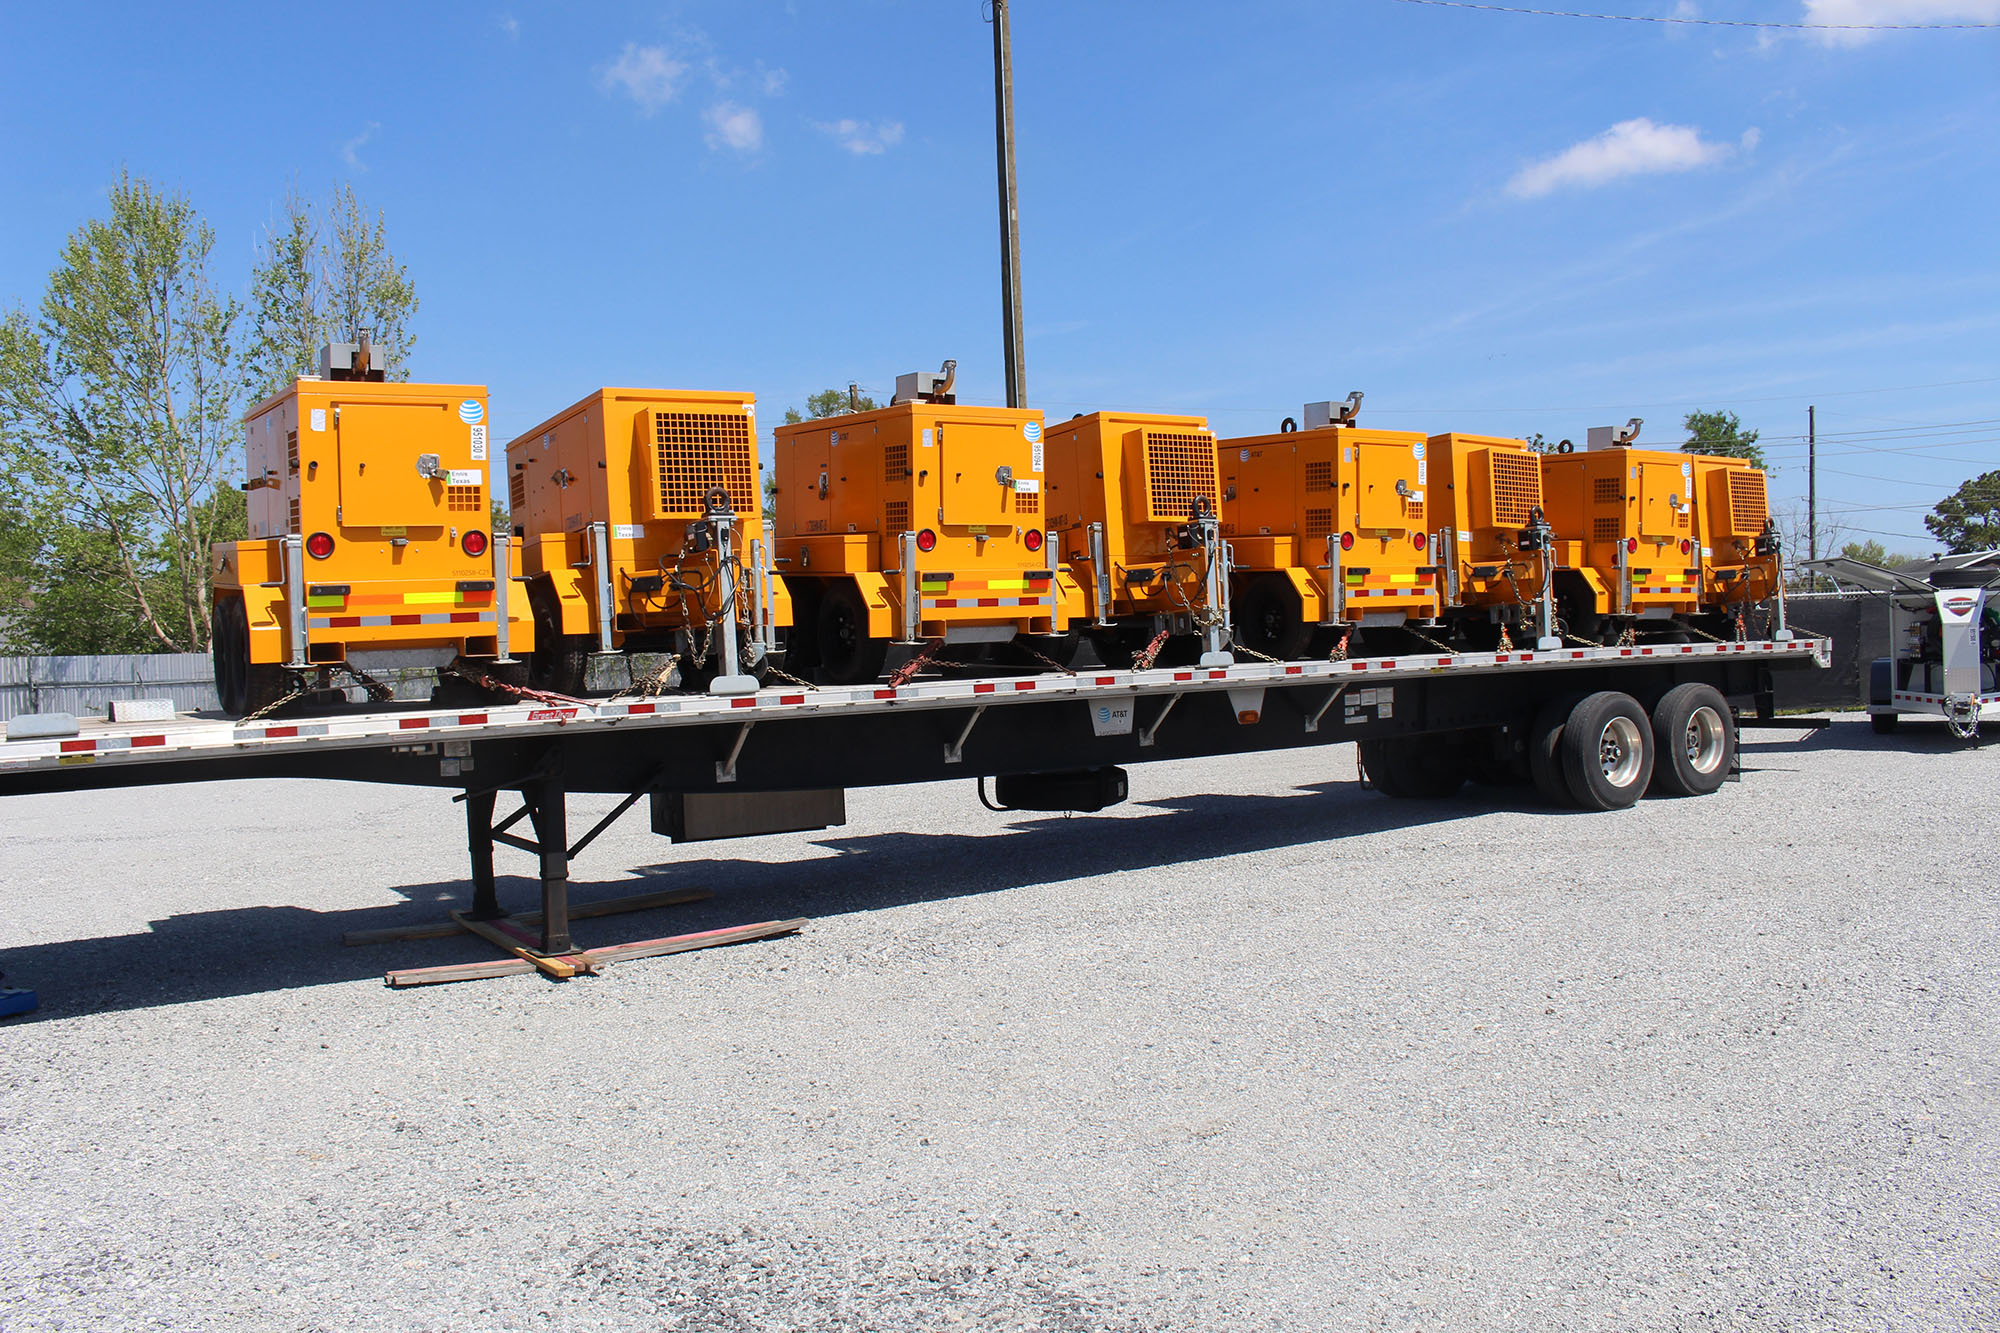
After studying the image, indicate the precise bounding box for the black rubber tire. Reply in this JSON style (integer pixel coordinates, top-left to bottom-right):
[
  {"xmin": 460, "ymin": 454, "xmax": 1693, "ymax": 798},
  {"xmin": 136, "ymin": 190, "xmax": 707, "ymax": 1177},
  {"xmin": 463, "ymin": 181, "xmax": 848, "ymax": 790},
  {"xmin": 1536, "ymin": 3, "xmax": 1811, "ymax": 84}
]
[
  {"xmin": 211, "ymin": 597, "xmax": 245, "ymax": 715},
  {"xmin": 527, "ymin": 582, "xmax": 587, "ymax": 695},
  {"xmin": 1234, "ymin": 573, "xmax": 1311, "ymax": 661},
  {"xmin": 1870, "ymin": 712, "xmax": 1900, "ymax": 734},
  {"xmin": 1649, "ymin": 682, "xmax": 1734, "ymax": 797},
  {"xmin": 1559, "ymin": 691, "xmax": 1655, "ymax": 811},
  {"xmin": 816, "ymin": 580, "xmax": 889, "ymax": 685},
  {"xmin": 1527, "ymin": 693, "xmax": 1584, "ymax": 808},
  {"xmin": 1357, "ymin": 738, "xmax": 1410, "ymax": 798},
  {"xmin": 784, "ymin": 585, "xmax": 823, "ymax": 677}
]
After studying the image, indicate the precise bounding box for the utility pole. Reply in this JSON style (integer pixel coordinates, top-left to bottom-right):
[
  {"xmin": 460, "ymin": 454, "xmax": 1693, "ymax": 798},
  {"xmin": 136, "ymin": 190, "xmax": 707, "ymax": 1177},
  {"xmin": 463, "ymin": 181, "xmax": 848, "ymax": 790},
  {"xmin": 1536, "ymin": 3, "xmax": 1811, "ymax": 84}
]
[
  {"xmin": 1807, "ymin": 404, "xmax": 1818, "ymax": 575},
  {"xmin": 990, "ymin": 0, "xmax": 1026, "ymax": 408}
]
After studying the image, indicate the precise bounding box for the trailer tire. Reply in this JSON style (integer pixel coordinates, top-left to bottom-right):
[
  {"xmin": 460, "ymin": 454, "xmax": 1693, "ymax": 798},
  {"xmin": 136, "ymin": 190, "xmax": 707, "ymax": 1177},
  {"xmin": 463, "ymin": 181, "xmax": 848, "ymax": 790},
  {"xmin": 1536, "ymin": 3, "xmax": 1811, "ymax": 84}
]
[
  {"xmin": 1559, "ymin": 691, "xmax": 1655, "ymax": 811},
  {"xmin": 1870, "ymin": 712, "xmax": 1899, "ymax": 734},
  {"xmin": 1360, "ymin": 735, "xmax": 1463, "ymax": 799},
  {"xmin": 1357, "ymin": 739, "xmax": 1409, "ymax": 797},
  {"xmin": 817, "ymin": 581, "xmax": 889, "ymax": 685},
  {"xmin": 212, "ymin": 597, "xmax": 246, "ymax": 715},
  {"xmin": 1234, "ymin": 573, "xmax": 1311, "ymax": 660},
  {"xmin": 1649, "ymin": 683, "xmax": 1733, "ymax": 796},
  {"xmin": 1527, "ymin": 693, "xmax": 1584, "ymax": 808},
  {"xmin": 527, "ymin": 584, "xmax": 587, "ymax": 695}
]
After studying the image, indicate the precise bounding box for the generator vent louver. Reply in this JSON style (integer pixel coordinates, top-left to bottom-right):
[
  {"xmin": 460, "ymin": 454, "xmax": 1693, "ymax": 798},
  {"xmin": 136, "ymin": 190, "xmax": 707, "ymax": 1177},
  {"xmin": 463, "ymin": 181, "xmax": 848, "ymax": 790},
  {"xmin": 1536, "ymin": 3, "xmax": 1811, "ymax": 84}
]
[
  {"xmin": 1305, "ymin": 508, "xmax": 1333, "ymax": 539},
  {"xmin": 1140, "ymin": 431, "xmax": 1218, "ymax": 524},
  {"xmin": 884, "ymin": 441, "xmax": 910, "ymax": 482},
  {"xmin": 1593, "ymin": 477, "xmax": 1623, "ymax": 505},
  {"xmin": 1726, "ymin": 471, "xmax": 1768, "ymax": 537},
  {"xmin": 1486, "ymin": 451, "xmax": 1543, "ymax": 528},
  {"xmin": 509, "ymin": 471, "xmax": 526, "ymax": 512},
  {"xmin": 650, "ymin": 410, "xmax": 755, "ymax": 519},
  {"xmin": 1593, "ymin": 517, "xmax": 1622, "ymax": 543},
  {"xmin": 884, "ymin": 499, "xmax": 910, "ymax": 535},
  {"xmin": 447, "ymin": 484, "xmax": 482, "ymax": 513},
  {"xmin": 1304, "ymin": 460, "xmax": 1333, "ymax": 492}
]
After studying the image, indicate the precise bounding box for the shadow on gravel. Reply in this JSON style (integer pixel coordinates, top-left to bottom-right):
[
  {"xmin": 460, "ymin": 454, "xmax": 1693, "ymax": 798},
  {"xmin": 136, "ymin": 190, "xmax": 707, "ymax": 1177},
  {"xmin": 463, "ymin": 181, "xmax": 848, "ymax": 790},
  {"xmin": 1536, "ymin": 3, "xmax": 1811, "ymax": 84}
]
[
  {"xmin": 0, "ymin": 771, "xmax": 1647, "ymax": 1020},
  {"xmin": 1738, "ymin": 717, "xmax": 1988, "ymax": 756}
]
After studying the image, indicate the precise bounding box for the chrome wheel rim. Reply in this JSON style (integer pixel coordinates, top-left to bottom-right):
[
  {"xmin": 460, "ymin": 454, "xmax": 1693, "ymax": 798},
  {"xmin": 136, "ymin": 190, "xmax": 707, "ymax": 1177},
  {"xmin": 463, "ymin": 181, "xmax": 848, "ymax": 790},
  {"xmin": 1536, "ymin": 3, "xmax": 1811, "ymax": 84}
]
[
  {"xmin": 1684, "ymin": 705, "xmax": 1726, "ymax": 774},
  {"xmin": 1599, "ymin": 715, "xmax": 1645, "ymax": 787}
]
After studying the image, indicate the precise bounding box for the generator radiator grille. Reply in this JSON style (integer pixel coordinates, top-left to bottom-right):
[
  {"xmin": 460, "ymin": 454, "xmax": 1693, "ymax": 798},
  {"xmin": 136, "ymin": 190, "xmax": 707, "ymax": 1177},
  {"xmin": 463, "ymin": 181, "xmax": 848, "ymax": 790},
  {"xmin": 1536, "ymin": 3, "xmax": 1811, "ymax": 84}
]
[
  {"xmin": 1726, "ymin": 471, "xmax": 1768, "ymax": 536},
  {"xmin": 1593, "ymin": 477, "xmax": 1623, "ymax": 505},
  {"xmin": 1592, "ymin": 517, "xmax": 1622, "ymax": 543},
  {"xmin": 651, "ymin": 411, "xmax": 755, "ymax": 518},
  {"xmin": 1304, "ymin": 460, "xmax": 1333, "ymax": 492},
  {"xmin": 447, "ymin": 484, "xmax": 483, "ymax": 513},
  {"xmin": 509, "ymin": 471, "xmax": 526, "ymax": 511},
  {"xmin": 1486, "ymin": 451, "xmax": 1543, "ymax": 527},
  {"xmin": 1142, "ymin": 431, "xmax": 1218, "ymax": 523}
]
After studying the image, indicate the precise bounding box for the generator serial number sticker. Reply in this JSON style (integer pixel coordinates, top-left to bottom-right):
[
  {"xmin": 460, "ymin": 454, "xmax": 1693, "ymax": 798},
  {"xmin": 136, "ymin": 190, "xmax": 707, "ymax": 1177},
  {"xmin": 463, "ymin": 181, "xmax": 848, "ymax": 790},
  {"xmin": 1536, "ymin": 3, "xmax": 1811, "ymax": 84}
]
[
  {"xmin": 470, "ymin": 424, "xmax": 487, "ymax": 460},
  {"xmin": 310, "ymin": 408, "xmax": 327, "ymax": 433}
]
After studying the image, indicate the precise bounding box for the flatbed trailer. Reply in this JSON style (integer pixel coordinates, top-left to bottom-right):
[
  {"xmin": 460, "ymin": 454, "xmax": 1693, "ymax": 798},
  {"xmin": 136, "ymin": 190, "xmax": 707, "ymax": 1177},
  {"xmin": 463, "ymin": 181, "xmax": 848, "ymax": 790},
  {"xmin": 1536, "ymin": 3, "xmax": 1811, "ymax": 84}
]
[{"xmin": 0, "ymin": 636, "xmax": 1829, "ymax": 967}]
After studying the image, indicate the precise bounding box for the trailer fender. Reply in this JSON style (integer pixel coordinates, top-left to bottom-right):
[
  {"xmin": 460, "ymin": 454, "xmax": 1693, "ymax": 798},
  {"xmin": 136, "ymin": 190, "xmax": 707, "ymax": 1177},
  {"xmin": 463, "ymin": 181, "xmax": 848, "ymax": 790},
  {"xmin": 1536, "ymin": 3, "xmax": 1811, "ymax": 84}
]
[
  {"xmin": 1052, "ymin": 568, "xmax": 1088, "ymax": 631},
  {"xmin": 241, "ymin": 583, "xmax": 288, "ymax": 665},
  {"xmin": 768, "ymin": 573, "xmax": 795, "ymax": 632},
  {"xmin": 1555, "ymin": 567, "xmax": 1611, "ymax": 617},
  {"xmin": 1277, "ymin": 564, "xmax": 1326, "ymax": 624},
  {"xmin": 535, "ymin": 567, "xmax": 595, "ymax": 637},
  {"xmin": 851, "ymin": 572, "xmax": 896, "ymax": 640}
]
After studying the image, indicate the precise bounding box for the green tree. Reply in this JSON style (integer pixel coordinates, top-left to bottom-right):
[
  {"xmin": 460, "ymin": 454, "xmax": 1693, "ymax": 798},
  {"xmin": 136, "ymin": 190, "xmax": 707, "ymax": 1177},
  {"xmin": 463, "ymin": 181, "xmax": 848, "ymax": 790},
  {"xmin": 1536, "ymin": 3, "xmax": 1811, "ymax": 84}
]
[
  {"xmin": 1924, "ymin": 469, "xmax": 2000, "ymax": 554},
  {"xmin": 1523, "ymin": 432, "xmax": 1570, "ymax": 456},
  {"xmin": 1681, "ymin": 409, "xmax": 1767, "ymax": 471},
  {"xmin": 246, "ymin": 184, "xmax": 418, "ymax": 400},
  {"xmin": 0, "ymin": 172, "xmax": 244, "ymax": 653},
  {"xmin": 1837, "ymin": 539, "xmax": 1915, "ymax": 569}
]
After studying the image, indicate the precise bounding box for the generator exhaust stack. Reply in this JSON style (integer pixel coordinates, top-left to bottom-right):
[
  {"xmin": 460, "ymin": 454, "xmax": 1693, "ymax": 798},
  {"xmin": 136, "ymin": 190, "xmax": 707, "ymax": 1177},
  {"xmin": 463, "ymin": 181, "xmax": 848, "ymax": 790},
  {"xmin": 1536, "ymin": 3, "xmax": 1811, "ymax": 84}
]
[
  {"xmin": 893, "ymin": 359, "xmax": 958, "ymax": 406},
  {"xmin": 1302, "ymin": 392, "xmax": 1364, "ymax": 430}
]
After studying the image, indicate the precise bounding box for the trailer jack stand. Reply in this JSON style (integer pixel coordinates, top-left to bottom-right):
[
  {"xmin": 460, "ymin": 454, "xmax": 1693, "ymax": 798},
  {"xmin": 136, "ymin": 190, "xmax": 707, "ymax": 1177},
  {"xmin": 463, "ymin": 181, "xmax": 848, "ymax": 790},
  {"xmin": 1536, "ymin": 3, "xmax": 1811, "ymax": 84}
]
[{"xmin": 344, "ymin": 770, "xmax": 807, "ymax": 986}]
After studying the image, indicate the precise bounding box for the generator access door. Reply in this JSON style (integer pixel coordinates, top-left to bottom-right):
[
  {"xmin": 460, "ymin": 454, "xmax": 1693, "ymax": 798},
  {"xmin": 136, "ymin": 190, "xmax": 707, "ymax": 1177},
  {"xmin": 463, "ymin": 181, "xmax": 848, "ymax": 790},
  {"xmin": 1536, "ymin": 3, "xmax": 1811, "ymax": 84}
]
[
  {"xmin": 1637, "ymin": 459, "xmax": 1693, "ymax": 540},
  {"xmin": 335, "ymin": 399, "xmax": 472, "ymax": 529},
  {"xmin": 1352, "ymin": 439, "xmax": 1421, "ymax": 535},
  {"xmin": 939, "ymin": 418, "xmax": 1038, "ymax": 529}
]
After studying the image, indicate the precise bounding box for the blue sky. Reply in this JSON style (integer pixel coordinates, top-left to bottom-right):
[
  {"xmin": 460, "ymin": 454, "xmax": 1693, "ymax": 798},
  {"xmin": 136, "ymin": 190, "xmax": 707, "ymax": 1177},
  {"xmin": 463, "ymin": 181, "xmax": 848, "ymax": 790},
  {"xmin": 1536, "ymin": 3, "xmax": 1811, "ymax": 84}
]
[{"xmin": 2, "ymin": 0, "xmax": 1995, "ymax": 552}]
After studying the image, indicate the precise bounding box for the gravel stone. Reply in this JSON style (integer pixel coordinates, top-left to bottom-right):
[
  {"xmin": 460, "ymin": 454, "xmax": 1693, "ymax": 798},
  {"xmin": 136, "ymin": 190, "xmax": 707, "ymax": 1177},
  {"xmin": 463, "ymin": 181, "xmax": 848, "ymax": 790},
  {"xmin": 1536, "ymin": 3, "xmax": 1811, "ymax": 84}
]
[{"xmin": 0, "ymin": 714, "xmax": 1993, "ymax": 1331}]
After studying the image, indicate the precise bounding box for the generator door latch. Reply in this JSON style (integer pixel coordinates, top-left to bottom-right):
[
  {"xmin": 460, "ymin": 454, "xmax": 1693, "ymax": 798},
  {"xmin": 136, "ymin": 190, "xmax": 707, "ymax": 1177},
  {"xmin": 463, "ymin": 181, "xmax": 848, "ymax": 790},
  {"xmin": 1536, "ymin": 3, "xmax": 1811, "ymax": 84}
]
[
  {"xmin": 416, "ymin": 453, "xmax": 444, "ymax": 479},
  {"xmin": 995, "ymin": 464, "xmax": 1016, "ymax": 490}
]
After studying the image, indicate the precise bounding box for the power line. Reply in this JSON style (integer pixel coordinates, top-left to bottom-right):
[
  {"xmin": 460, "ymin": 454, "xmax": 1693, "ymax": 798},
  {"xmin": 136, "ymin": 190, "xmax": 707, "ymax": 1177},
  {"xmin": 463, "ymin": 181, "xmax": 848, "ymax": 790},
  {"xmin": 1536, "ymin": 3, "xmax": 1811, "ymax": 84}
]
[{"xmin": 1389, "ymin": 0, "xmax": 2000, "ymax": 30}]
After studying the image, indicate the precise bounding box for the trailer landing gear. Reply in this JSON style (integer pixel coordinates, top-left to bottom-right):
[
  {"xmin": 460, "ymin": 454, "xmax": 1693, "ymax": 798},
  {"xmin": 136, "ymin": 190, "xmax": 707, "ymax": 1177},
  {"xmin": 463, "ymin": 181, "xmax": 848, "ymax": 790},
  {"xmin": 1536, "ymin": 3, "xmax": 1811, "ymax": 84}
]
[{"xmin": 344, "ymin": 765, "xmax": 805, "ymax": 986}]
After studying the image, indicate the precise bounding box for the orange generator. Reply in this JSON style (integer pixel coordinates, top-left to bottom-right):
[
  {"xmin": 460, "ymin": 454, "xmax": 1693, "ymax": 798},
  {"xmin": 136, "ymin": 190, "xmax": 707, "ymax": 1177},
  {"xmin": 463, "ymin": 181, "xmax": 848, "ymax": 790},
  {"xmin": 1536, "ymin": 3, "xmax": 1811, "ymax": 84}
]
[
  {"xmin": 210, "ymin": 341, "xmax": 531, "ymax": 716},
  {"xmin": 770, "ymin": 362, "xmax": 1070, "ymax": 684},
  {"xmin": 1689, "ymin": 454, "xmax": 1786, "ymax": 634},
  {"xmin": 504, "ymin": 388, "xmax": 788, "ymax": 697},
  {"xmin": 1216, "ymin": 395, "xmax": 1442, "ymax": 657},
  {"xmin": 1423, "ymin": 431, "xmax": 1560, "ymax": 649},
  {"xmin": 1041, "ymin": 410, "xmax": 1234, "ymax": 666},
  {"xmin": 1538, "ymin": 420, "xmax": 1706, "ymax": 640}
]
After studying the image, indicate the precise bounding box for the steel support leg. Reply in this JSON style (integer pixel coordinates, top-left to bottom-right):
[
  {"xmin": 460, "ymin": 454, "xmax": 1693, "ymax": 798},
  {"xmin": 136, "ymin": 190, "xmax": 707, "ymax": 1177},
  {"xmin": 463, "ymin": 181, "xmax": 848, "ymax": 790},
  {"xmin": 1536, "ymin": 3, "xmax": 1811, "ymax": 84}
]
[
  {"xmin": 524, "ymin": 780, "xmax": 572, "ymax": 954},
  {"xmin": 466, "ymin": 789, "xmax": 501, "ymax": 920}
]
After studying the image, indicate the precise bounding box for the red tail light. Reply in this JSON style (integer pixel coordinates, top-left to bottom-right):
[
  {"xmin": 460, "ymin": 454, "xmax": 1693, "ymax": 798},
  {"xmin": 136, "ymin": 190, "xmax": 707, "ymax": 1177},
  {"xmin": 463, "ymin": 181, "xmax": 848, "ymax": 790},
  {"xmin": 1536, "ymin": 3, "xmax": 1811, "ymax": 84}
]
[
  {"xmin": 463, "ymin": 529, "xmax": 489, "ymax": 558},
  {"xmin": 1626, "ymin": 537, "xmax": 1639, "ymax": 554},
  {"xmin": 1680, "ymin": 538, "xmax": 1691, "ymax": 555},
  {"xmin": 1412, "ymin": 532, "xmax": 1426, "ymax": 551},
  {"xmin": 306, "ymin": 531, "xmax": 335, "ymax": 559},
  {"xmin": 916, "ymin": 529, "xmax": 937, "ymax": 553},
  {"xmin": 1024, "ymin": 529, "xmax": 1044, "ymax": 552},
  {"xmin": 1340, "ymin": 532, "xmax": 1355, "ymax": 552}
]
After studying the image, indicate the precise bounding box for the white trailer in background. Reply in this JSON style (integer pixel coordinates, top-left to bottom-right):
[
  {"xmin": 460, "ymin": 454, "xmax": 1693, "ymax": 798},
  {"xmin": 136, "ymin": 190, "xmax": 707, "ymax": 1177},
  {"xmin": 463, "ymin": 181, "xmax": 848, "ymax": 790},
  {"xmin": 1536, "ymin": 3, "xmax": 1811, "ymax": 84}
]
[{"xmin": 1807, "ymin": 550, "xmax": 2000, "ymax": 740}]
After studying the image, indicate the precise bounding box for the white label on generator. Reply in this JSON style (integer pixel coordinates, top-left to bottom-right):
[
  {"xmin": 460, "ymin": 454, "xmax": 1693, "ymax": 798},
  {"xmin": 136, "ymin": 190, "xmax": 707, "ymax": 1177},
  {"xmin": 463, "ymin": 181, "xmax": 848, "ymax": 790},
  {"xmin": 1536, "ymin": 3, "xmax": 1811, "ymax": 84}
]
[
  {"xmin": 1343, "ymin": 447, "xmax": 1353, "ymax": 463},
  {"xmin": 613, "ymin": 524, "xmax": 645, "ymax": 540},
  {"xmin": 310, "ymin": 408, "xmax": 326, "ymax": 433},
  {"xmin": 1418, "ymin": 461, "xmax": 1428, "ymax": 484},
  {"xmin": 470, "ymin": 424, "xmax": 488, "ymax": 460},
  {"xmin": 1701, "ymin": 546, "xmax": 1712, "ymax": 557},
  {"xmin": 1013, "ymin": 478, "xmax": 1041, "ymax": 494},
  {"xmin": 922, "ymin": 429, "xmax": 934, "ymax": 448},
  {"xmin": 1457, "ymin": 529, "xmax": 1473, "ymax": 543},
  {"xmin": 447, "ymin": 469, "xmax": 481, "ymax": 485},
  {"xmin": 1089, "ymin": 700, "xmax": 1135, "ymax": 737},
  {"xmin": 1032, "ymin": 441, "xmax": 1044, "ymax": 472}
]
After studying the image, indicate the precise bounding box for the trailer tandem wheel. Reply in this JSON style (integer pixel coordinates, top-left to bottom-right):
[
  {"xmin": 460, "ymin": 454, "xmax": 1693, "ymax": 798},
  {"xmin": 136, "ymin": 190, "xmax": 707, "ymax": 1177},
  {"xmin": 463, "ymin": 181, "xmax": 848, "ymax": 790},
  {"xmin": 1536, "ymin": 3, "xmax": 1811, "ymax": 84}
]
[
  {"xmin": 1648, "ymin": 682, "xmax": 1734, "ymax": 797},
  {"xmin": 1559, "ymin": 691, "xmax": 1655, "ymax": 811}
]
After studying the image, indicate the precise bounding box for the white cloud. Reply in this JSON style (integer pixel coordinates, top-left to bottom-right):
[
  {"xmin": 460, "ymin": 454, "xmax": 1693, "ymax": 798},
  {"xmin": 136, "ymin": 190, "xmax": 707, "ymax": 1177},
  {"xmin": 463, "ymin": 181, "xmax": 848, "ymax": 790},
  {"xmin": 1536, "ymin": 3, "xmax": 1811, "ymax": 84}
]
[
  {"xmin": 340, "ymin": 121, "xmax": 380, "ymax": 170},
  {"xmin": 600, "ymin": 43, "xmax": 689, "ymax": 113},
  {"xmin": 1802, "ymin": 0, "xmax": 2000, "ymax": 46},
  {"xmin": 1506, "ymin": 118, "xmax": 1751, "ymax": 199},
  {"xmin": 760, "ymin": 65, "xmax": 789, "ymax": 96},
  {"xmin": 704, "ymin": 102, "xmax": 763, "ymax": 153},
  {"xmin": 814, "ymin": 118, "xmax": 906, "ymax": 155},
  {"xmin": 499, "ymin": 14, "xmax": 519, "ymax": 38}
]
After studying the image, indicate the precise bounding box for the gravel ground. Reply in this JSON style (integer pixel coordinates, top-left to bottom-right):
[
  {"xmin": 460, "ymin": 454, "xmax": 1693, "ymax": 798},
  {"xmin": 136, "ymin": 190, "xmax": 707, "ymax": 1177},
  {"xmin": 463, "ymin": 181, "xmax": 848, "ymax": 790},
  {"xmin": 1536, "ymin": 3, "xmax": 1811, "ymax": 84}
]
[{"xmin": 0, "ymin": 715, "xmax": 1994, "ymax": 1332}]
